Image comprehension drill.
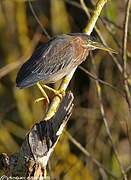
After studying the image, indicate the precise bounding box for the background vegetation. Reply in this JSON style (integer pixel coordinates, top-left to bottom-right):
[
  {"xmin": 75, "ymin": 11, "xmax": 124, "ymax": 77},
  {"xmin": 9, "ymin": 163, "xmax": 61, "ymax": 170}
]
[{"xmin": 0, "ymin": 0, "xmax": 131, "ymax": 179}]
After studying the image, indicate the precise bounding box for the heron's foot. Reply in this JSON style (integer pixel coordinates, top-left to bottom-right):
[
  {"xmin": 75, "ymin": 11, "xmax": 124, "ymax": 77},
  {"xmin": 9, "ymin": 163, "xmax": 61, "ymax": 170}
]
[
  {"xmin": 42, "ymin": 84, "xmax": 66, "ymax": 100},
  {"xmin": 52, "ymin": 89, "xmax": 66, "ymax": 100},
  {"xmin": 34, "ymin": 96, "xmax": 50, "ymax": 104}
]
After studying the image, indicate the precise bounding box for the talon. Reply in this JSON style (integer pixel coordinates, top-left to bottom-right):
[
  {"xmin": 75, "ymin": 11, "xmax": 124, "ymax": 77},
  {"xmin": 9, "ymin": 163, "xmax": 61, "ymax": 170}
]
[
  {"xmin": 34, "ymin": 97, "xmax": 50, "ymax": 104},
  {"xmin": 41, "ymin": 84, "xmax": 66, "ymax": 100},
  {"xmin": 53, "ymin": 89, "xmax": 66, "ymax": 100}
]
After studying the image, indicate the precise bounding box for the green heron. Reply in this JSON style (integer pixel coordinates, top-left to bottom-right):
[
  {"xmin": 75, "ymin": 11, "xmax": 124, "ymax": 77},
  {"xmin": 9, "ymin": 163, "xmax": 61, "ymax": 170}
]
[{"xmin": 16, "ymin": 33, "xmax": 116, "ymax": 103}]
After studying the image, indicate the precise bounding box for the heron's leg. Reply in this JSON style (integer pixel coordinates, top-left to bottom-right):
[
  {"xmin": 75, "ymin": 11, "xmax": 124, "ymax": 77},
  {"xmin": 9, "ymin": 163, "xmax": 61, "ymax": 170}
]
[
  {"xmin": 35, "ymin": 82, "xmax": 50, "ymax": 104},
  {"xmin": 42, "ymin": 84, "xmax": 66, "ymax": 100}
]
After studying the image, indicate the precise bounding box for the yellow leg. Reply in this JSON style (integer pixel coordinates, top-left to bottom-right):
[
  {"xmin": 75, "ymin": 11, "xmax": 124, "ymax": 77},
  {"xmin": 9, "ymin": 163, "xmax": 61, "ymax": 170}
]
[
  {"xmin": 35, "ymin": 82, "xmax": 50, "ymax": 104},
  {"xmin": 41, "ymin": 84, "xmax": 66, "ymax": 100}
]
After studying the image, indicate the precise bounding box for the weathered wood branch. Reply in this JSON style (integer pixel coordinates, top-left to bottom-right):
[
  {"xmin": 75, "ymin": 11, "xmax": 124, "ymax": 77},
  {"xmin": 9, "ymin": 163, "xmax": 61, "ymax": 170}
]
[{"xmin": 0, "ymin": 92, "xmax": 74, "ymax": 178}]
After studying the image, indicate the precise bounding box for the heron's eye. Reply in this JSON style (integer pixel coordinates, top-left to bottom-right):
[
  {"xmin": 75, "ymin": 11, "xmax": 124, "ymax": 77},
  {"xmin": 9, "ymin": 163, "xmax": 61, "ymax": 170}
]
[{"xmin": 86, "ymin": 40, "xmax": 92, "ymax": 45}]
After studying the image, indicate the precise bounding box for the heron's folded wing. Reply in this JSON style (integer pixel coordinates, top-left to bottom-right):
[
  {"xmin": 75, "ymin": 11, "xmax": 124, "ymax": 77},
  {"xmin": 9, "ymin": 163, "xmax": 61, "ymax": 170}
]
[{"xmin": 16, "ymin": 36, "xmax": 73, "ymax": 88}]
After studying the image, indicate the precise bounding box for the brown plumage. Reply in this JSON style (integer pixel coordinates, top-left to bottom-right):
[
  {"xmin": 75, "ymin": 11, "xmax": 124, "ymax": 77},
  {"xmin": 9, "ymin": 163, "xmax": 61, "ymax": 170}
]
[{"xmin": 16, "ymin": 33, "xmax": 116, "ymax": 88}]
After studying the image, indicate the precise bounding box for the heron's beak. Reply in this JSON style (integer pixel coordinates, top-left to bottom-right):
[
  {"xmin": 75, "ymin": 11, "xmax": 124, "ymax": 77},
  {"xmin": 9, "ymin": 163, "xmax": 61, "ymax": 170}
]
[{"xmin": 83, "ymin": 41, "xmax": 117, "ymax": 54}]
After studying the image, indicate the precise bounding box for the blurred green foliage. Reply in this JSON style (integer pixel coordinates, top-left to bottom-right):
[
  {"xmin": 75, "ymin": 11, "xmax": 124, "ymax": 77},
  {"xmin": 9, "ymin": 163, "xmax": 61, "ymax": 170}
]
[{"xmin": 0, "ymin": 0, "xmax": 131, "ymax": 179}]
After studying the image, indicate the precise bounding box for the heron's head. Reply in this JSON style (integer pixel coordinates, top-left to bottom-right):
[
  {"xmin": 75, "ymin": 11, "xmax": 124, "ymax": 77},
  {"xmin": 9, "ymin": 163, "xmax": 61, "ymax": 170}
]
[
  {"xmin": 83, "ymin": 36, "xmax": 117, "ymax": 53},
  {"xmin": 68, "ymin": 33, "xmax": 117, "ymax": 53}
]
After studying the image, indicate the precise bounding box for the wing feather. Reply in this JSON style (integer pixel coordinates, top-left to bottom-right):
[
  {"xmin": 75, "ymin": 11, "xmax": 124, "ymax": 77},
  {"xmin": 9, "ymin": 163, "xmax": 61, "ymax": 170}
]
[{"xmin": 16, "ymin": 35, "xmax": 74, "ymax": 88}]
